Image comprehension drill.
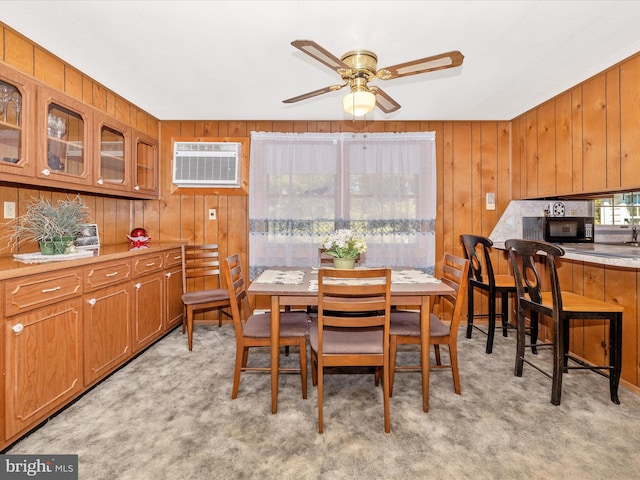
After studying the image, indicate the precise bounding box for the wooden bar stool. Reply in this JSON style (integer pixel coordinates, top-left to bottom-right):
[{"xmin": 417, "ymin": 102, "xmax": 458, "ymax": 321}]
[
  {"xmin": 505, "ymin": 239, "xmax": 624, "ymax": 405},
  {"xmin": 460, "ymin": 234, "xmax": 525, "ymax": 354}
]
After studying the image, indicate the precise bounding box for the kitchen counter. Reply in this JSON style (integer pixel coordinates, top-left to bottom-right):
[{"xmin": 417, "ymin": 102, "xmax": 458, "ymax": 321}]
[
  {"xmin": 0, "ymin": 242, "xmax": 185, "ymax": 280},
  {"xmin": 492, "ymin": 241, "xmax": 640, "ymax": 269}
]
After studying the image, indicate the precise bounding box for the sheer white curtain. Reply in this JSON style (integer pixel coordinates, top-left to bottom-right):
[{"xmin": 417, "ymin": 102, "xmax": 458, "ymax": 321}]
[{"xmin": 249, "ymin": 131, "xmax": 436, "ymax": 278}]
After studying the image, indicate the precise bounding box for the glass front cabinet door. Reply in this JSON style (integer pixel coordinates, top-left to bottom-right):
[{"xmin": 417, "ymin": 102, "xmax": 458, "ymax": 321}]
[
  {"xmin": 37, "ymin": 86, "xmax": 92, "ymax": 186},
  {"xmin": 0, "ymin": 65, "xmax": 35, "ymax": 177},
  {"xmin": 133, "ymin": 131, "xmax": 158, "ymax": 197},
  {"xmin": 95, "ymin": 114, "xmax": 131, "ymax": 193}
]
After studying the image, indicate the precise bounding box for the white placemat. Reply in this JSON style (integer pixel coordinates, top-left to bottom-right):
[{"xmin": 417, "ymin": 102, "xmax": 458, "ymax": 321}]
[
  {"xmin": 14, "ymin": 249, "xmax": 95, "ymax": 264},
  {"xmin": 253, "ymin": 270, "xmax": 305, "ymax": 285}
]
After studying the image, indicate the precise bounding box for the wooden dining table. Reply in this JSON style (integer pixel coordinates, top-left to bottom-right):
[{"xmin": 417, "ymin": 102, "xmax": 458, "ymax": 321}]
[{"xmin": 247, "ymin": 267, "xmax": 455, "ymax": 414}]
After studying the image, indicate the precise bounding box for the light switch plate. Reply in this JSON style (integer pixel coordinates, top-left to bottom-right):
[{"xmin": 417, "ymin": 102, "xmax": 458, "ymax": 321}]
[
  {"xmin": 485, "ymin": 192, "xmax": 496, "ymax": 211},
  {"xmin": 4, "ymin": 201, "xmax": 15, "ymax": 219}
]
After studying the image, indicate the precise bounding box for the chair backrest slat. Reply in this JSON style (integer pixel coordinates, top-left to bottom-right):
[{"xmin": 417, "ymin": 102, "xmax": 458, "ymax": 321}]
[
  {"xmin": 460, "ymin": 234, "xmax": 496, "ymax": 286},
  {"xmin": 181, "ymin": 244, "xmax": 224, "ymax": 294}
]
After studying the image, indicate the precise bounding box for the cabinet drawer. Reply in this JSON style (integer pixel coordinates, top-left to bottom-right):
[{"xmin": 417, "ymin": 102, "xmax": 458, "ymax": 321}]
[
  {"xmin": 132, "ymin": 253, "xmax": 164, "ymax": 278},
  {"xmin": 84, "ymin": 260, "xmax": 132, "ymax": 292},
  {"xmin": 164, "ymin": 248, "xmax": 183, "ymax": 268},
  {"xmin": 5, "ymin": 268, "xmax": 83, "ymax": 317}
]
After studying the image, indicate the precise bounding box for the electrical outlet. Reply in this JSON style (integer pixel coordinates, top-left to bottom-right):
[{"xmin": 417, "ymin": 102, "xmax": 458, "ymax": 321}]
[
  {"xmin": 485, "ymin": 192, "xmax": 496, "ymax": 211},
  {"xmin": 208, "ymin": 208, "xmax": 216, "ymax": 220},
  {"xmin": 4, "ymin": 201, "xmax": 15, "ymax": 219}
]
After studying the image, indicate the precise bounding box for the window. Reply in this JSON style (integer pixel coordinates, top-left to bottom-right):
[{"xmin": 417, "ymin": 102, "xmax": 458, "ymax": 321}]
[
  {"xmin": 249, "ymin": 132, "xmax": 436, "ymax": 277},
  {"xmin": 594, "ymin": 192, "xmax": 640, "ymax": 225}
]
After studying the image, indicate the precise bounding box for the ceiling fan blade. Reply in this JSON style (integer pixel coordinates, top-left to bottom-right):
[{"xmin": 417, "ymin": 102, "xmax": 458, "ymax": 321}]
[
  {"xmin": 370, "ymin": 87, "xmax": 401, "ymax": 113},
  {"xmin": 291, "ymin": 39, "xmax": 349, "ymax": 73},
  {"xmin": 283, "ymin": 85, "xmax": 343, "ymax": 104},
  {"xmin": 381, "ymin": 51, "xmax": 464, "ymax": 79}
]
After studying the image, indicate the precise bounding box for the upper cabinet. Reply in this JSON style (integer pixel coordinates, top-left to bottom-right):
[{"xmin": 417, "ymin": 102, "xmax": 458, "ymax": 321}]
[
  {"xmin": 0, "ymin": 62, "xmax": 159, "ymax": 199},
  {"xmin": 0, "ymin": 66, "xmax": 35, "ymax": 177},
  {"xmin": 94, "ymin": 113, "xmax": 131, "ymax": 194},
  {"xmin": 37, "ymin": 86, "xmax": 92, "ymax": 187},
  {"xmin": 133, "ymin": 131, "xmax": 159, "ymax": 196}
]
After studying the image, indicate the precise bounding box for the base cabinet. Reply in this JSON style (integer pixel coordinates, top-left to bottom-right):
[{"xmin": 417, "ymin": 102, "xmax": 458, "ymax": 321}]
[
  {"xmin": 1, "ymin": 244, "xmax": 184, "ymax": 450},
  {"xmin": 83, "ymin": 283, "xmax": 132, "ymax": 386},
  {"xmin": 4, "ymin": 298, "xmax": 83, "ymax": 440}
]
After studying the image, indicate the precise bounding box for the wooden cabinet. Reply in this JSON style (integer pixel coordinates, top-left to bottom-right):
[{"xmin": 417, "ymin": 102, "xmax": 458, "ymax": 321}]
[
  {"xmin": 4, "ymin": 298, "xmax": 83, "ymax": 439},
  {"xmin": 0, "ymin": 63, "xmax": 159, "ymax": 199},
  {"xmin": 133, "ymin": 131, "xmax": 159, "ymax": 197},
  {"xmin": 36, "ymin": 85, "xmax": 92, "ymax": 187},
  {"xmin": 0, "ymin": 64, "xmax": 36, "ymax": 178},
  {"xmin": 83, "ymin": 260, "xmax": 132, "ymax": 386},
  {"xmin": 94, "ymin": 113, "xmax": 132, "ymax": 194},
  {"xmin": 164, "ymin": 249, "xmax": 184, "ymax": 330},
  {"xmin": 1, "ymin": 245, "xmax": 183, "ymax": 448},
  {"xmin": 132, "ymin": 252, "xmax": 165, "ymax": 353}
]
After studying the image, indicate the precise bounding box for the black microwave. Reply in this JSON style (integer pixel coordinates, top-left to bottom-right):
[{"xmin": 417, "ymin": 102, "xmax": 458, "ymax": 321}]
[{"xmin": 522, "ymin": 216, "xmax": 594, "ymax": 243}]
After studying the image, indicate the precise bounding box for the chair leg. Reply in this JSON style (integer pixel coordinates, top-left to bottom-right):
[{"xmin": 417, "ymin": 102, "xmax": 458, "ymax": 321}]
[
  {"xmin": 182, "ymin": 305, "xmax": 187, "ymax": 334},
  {"xmin": 317, "ymin": 360, "xmax": 324, "ymax": 434},
  {"xmin": 530, "ymin": 311, "xmax": 539, "ymax": 355},
  {"xmin": 299, "ymin": 338, "xmax": 308, "ymax": 399},
  {"xmin": 551, "ymin": 315, "xmax": 564, "ymax": 406},
  {"xmin": 383, "ymin": 364, "xmax": 391, "ymax": 433},
  {"xmin": 231, "ymin": 345, "xmax": 245, "ymax": 399},
  {"xmin": 514, "ymin": 305, "xmax": 528, "ymax": 377},
  {"xmin": 186, "ymin": 307, "xmax": 194, "ymax": 351},
  {"xmin": 449, "ymin": 343, "xmax": 461, "ymax": 395},
  {"xmin": 466, "ymin": 284, "xmax": 475, "ymax": 338},
  {"xmin": 389, "ymin": 335, "xmax": 398, "ymax": 397},
  {"xmin": 486, "ymin": 292, "xmax": 497, "ymax": 354},
  {"xmin": 609, "ymin": 316, "xmax": 622, "ymax": 404},
  {"xmin": 434, "ymin": 344, "xmax": 442, "ymax": 366},
  {"xmin": 311, "ymin": 350, "xmax": 318, "ymax": 387},
  {"xmin": 501, "ymin": 291, "xmax": 509, "ymax": 337}
]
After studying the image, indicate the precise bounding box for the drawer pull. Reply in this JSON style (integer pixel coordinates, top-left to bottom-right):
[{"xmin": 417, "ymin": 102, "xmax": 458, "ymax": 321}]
[
  {"xmin": 174, "ymin": 255, "xmax": 182, "ymax": 260},
  {"xmin": 42, "ymin": 286, "xmax": 61, "ymax": 293},
  {"xmin": 166, "ymin": 272, "xmax": 172, "ymax": 278},
  {"xmin": 145, "ymin": 262, "xmax": 156, "ymax": 267},
  {"xmin": 12, "ymin": 323, "xmax": 23, "ymax": 334},
  {"xmin": 135, "ymin": 283, "xmax": 141, "ymax": 289},
  {"xmin": 105, "ymin": 271, "xmax": 119, "ymax": 277},
  {"xmin": 88, "ymin": 298, "xmax": 97, "ymax": 306}
]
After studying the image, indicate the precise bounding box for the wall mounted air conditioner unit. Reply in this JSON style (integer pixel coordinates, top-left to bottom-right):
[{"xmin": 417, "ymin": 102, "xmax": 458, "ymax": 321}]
[{"xmin": 172, "ymin": 141, "xmax": 241, "ymax": 187}]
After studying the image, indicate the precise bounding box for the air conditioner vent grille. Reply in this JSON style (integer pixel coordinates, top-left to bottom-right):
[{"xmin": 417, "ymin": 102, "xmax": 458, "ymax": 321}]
[{"xmin": 172, "ymin": 141, "xmax": 241, "ymax": 187}]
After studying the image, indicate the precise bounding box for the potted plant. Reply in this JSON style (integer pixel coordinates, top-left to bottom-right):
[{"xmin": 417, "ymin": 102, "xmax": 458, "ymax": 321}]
[
  {"xmin": 322, "ymin": 228, "xmax": 367, "ymax": 269},
  {"xmin": 8, "ymin": 195, "xmax": 92, "ymax": 255}
]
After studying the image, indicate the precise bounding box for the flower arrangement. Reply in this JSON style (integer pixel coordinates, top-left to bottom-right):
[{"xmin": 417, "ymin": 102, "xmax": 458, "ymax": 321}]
[{"xmin": 322, "ymin": 228, "xmax": 367, "ymax": 259}]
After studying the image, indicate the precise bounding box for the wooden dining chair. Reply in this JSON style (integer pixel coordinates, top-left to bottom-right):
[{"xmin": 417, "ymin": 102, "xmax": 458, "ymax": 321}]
[
  {"xmin": 505, "ymin": 239, "xmax": 624, "ymax": 405},
  {"xmin": 460, "ymin": 234, "xmax": 523, "ymax": 354},
  {"xmin": 388, "ymin": 254, "xmax": 470, "ymax": 396},
  {"xmin": 222, "ymin": 254, "xmax": 309, "ymax": 400},
  {"xmin": 181, "ymin": 244, "xmax": 232, "ymax": 351},
  {"xmin": 310, "ymin": 267, "xmax": 392, "ymax": 433}
]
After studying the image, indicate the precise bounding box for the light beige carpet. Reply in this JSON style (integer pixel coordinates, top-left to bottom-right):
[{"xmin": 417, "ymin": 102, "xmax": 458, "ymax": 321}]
[{"xmin": 6, "ymin": 324, "xmax": 640, "ymax": 479}]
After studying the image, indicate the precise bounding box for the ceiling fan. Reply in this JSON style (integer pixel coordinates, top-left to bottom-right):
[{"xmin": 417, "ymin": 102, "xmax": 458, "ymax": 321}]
[{"xmin": 283, "ymin": 39, "xmax": 464, "ymax": 117}]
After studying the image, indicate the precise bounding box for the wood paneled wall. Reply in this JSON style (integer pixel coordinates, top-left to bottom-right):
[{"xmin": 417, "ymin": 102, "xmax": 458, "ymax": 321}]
[
  {"xmin": 151, "ymin": 120, "xmax": 512, "ymax": 278},
  {"xmin": 512, "ymin": 51, "xmax": 640, "ymax": 198}
]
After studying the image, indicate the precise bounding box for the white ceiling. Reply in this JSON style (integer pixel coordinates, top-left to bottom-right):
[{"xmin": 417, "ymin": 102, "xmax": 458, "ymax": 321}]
[{"xmin": 3, "ymin": 1, "xmax": 640, "ymax": 122}]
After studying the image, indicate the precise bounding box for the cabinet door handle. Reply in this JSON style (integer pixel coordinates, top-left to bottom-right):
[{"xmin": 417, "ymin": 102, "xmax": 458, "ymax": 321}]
[
  {"xmin": 41, "ymin": 286, "xmax": 61, "ymax": 293},
  {"xmin": 12, "ymin": 323, "xmax": 24, "ymax": 334},
  {"xmin": 166, "ymin": 272, "xmax": 172, "ymax": 278},
  {"xmin": 135, "ymin": 283, "xmax": 141, "ymax": 289},
  {"xmin": 134, "ymin": 185, "xmax": 140, "ymax": 191},
  {"xmin": 88, "ymin": 298, "xmax": 97, "ymax": 306},
  {"xmin": 42, "ymin": 168, "xmax": 51, "ymax": 176},
  {"xmin": 97, "ymin": 178, "xmax": 104, "ymax": 185},
  {"xmin": 105, "ymin": 271, "xmax": 119, "ymax": 277}
]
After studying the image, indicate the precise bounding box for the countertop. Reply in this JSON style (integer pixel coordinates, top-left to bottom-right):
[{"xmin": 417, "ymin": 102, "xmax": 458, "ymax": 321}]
[
  {"xmin": 493, "ymin": 241, "xmax": 640, "ymax": 269},
  {"xmin": 0, "ymin": 242, "xmax": 185, "ymax": 280}
]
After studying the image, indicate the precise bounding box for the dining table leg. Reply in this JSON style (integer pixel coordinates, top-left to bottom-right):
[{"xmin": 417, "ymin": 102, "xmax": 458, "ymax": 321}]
[
  {"xmin": 270, "ymin": 295, "xmax": 281, "ymax": 414},
  {"xmin": 420, "ymin": 295, "xmax": 430, "ymax": 412}
]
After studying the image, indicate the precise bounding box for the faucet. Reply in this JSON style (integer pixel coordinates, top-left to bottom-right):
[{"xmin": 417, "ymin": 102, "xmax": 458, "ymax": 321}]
[{"xmin": 632, "ymin": 226, "xmax": 638, "ymax": 243}]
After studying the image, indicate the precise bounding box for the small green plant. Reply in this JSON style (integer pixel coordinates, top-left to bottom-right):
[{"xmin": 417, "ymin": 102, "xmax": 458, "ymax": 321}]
[{"xmin": 8, "ymin": 195, "xmax": 92, "ymax": 252}]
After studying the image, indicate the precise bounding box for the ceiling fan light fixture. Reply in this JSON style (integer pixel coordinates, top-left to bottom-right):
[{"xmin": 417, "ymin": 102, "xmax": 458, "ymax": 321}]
[{"xmin": 343, "ymin": 90, "xmax": 376, "ymax": 117}]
